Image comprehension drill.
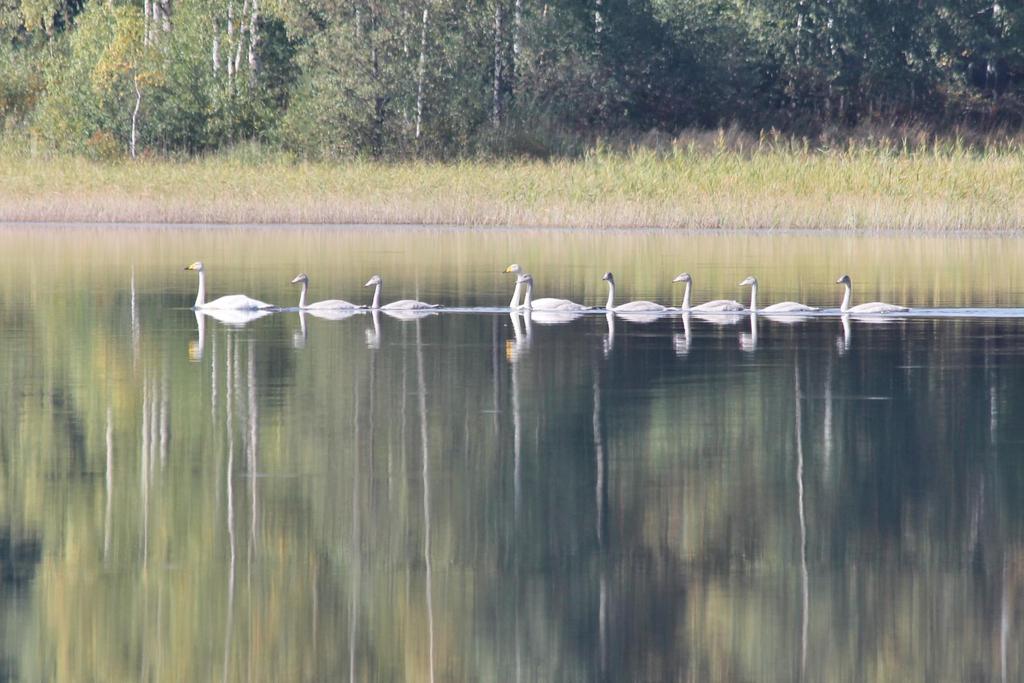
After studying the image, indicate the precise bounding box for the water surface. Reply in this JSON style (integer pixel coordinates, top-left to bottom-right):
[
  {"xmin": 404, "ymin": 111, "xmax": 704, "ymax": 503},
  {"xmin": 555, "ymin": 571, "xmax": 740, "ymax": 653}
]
[{"xmin": 1, "ymin": 226, "xmax": 1023, "ymax": 682}]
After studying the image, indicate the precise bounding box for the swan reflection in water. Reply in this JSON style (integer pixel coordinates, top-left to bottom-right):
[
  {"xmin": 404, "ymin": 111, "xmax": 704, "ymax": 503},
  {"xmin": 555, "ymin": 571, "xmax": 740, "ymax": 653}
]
[
  {"xmin": 365, "ymin": 310, "xmax": 382, "ymax": 349},
  {"xmin": 838, "ymin": 314, "xmax": 852, "ymax": 354},
  {"xmin": 190, "ymin": 308, "xmax": 272, "ymax": 361},
  {"xmin": 362, "ymin": 308, "xmax": 440, "ymax": 350},
  {"xmin": 694, "ymin": 313, "xmax": 744, "ymax": 326},
  {"xmin": 672, "ymin": 313, "xmax": 692, "ymax": 357},
  {"xmin": 739, "ymin": 313, "xmax": 759, "ymax": 352},
  {"xmin": 292, "ymin": 309, "xmax": 365, "ymax": 349},
  {"xmin": 507, "ymin": 311, "xmax": 533, "ymax": 361},
  {"xmin": 836, "ymin": 312, "xmax": 898, "ymax": 355},
  {"xmin": 603, "ymin": 312, "xmax": 615, "ymax": 357},
  {"xmin": 615, "ymin": 311, "xmax": 666, "ymax": 325},
  {"xmin": 530, "ymin": 310, "xmax": 584, "ymax": 325}
]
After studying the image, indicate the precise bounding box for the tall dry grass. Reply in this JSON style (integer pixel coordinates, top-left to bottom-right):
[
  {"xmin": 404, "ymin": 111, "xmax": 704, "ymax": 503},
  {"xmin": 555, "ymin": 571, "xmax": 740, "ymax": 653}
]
[{"xmin": 2, "ymin": 132, "xmax": 1024, "ymax": 230}]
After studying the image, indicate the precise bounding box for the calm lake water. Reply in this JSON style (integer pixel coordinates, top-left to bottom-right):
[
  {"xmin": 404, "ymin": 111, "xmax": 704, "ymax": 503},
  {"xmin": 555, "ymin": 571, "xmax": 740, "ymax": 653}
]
[{"xmin": 1, "ymin": 225, "xmax": 1023, "ymax": 681}]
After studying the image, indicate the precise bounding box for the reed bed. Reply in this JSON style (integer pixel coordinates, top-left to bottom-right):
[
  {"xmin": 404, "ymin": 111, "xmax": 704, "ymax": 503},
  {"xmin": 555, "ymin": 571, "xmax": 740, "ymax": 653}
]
[{"xmin": 2, "ymin": 139, "xmax": 1023, "ymax": 230}]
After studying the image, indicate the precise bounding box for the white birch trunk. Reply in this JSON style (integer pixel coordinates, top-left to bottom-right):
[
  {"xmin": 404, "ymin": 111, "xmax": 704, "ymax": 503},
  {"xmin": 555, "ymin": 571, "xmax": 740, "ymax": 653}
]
[
  {"xmin": 247, "ymin": 0, "xmax": 260, "ymax": 84},
  {"xmin": 151, "ymin": 1, "xmax": 161, "ymax": 41},
  {"xmin": 512, "ymin": 0, "xmax": 521, "ymax": 90},
  {"xmin": 213, "ymin": 17, "xmax": 221, "ymax": 72},
  {"xmin": 226, "ymin": 0, "xmax": 236, "ymax": 82},
  {"xmin": 160, "ymin": 0, "xmax": 171, "ymax": 32},
  {"xmin": 131, "ymin": 75, "xmax": 142, "ymax": 159},
  {"xmin": 234, "ymin": 0, "xmax": 249, "ymax": 78},
  {"xmin": 415, "ymin": 5, "xmax": 429, "ymax": 139},
  {"xmin": 492, "ymin": 0, "xmax": 503, "ymax": 128},
  {"xmin": 143, "ymin": 0, "xmax": 151, "ymax": 45}
]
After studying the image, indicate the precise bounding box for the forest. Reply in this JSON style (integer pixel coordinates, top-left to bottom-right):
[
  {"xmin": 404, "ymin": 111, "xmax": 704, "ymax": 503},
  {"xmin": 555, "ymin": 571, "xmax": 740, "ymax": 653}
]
[{"xmin": 0, "ymin": 0, "xmax": 1022, "ymax": 159}]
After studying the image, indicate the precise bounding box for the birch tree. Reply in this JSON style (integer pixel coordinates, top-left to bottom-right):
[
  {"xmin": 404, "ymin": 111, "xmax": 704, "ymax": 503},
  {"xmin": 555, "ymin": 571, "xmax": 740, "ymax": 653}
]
[
  {"xmin": 491, "ymin": 0, "xmax": 503, "ymax": 127},
  {"xmin": 92, "ymin": 5, "xmax": 161, "ymax": 158}
]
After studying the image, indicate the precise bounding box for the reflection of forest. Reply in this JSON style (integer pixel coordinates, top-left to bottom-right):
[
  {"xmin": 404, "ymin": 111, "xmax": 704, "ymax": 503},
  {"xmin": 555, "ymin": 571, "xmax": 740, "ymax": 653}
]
[{"xmin": 0, "ymin": 259, "xmax": 1022, "ymax": 680}]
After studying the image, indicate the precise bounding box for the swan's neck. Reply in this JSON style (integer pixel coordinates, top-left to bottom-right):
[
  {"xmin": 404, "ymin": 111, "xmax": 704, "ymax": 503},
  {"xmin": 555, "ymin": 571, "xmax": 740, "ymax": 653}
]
[
  {"xmin": 605, "ymin": 281, "xmax": 615, "ymax": 310},
  {"xmin": 749, "ymin": 282, "xmax": 758, "ymax": 312},
  {"xmin": 298, "ymin": 281, "xmax": 308, "ymax": 309},
  {"xmin": 681, "ymin": 281, "xmax": 691, "ymax": 310},
  {"xmin": 195, "ymin": 270, "xmax": 207, "ymax": 308},
  {"xmin": 371, "ymin": 282, "xmax": 382, "ymax": 309},
  {"xmin": 840, "ymin": 283, "xmax": 851, "ymax": 312},
  {"xmin": 523, "ymin": 281, "xmax": 533, "ymax": 309},
  {"xmin": 509, "ymin": 280, "xmax": 522, "ymax": 308}
]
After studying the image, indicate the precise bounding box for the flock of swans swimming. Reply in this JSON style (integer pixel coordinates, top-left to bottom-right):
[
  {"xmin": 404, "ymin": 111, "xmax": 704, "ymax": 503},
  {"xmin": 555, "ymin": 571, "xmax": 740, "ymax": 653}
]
[{"xmin": 184, "ymin": 260, "xmax": 911, "ymax": 320}]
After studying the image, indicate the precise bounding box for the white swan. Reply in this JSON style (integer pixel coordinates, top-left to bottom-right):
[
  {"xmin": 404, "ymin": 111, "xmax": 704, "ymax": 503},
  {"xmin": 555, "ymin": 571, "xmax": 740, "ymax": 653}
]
[
  {"xmin": 739, "ymin": 276, "xmax": 818, "ymax": 313},
  {"xmin": 517, "ymin": 273, "xmax": 593, "ymax": 312},
  {"xmin": 671, "ymin": 272, "xmax": 745, "ymax": 312},
  {"xmin": 602, "ymin": 272, "xmax": 669, "ymax": 312},
  {"xmin": 184, "ymin": 261, "xmax": 273, "ymax": 310},
  {"xmin": 291, "ymin": 273, "xmax": 363, "ymax": 310},
  {"xmin": 836, "ymin": 274, "xmax": 909, "ymax": 314},
  {"xmin": 504, "ymin": 264, "xmax": 525, "ymax": 308},
  {"xmin": 363, "ymin": 274, "xmax": 441, "ymax": 310}
]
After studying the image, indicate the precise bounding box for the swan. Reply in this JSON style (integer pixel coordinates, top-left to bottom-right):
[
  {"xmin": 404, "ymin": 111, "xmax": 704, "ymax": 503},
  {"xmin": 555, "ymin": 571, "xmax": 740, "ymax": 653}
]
[
  {"xmin": 602, "ymin": 272, "xmax": 669, "ymax": 312},
  {"xmin": 517, "ymin": 273, "xmax": 593, "ymax": 312},
  {"xmin": 836, "ymin": 275, "xmax": 909, "ymax": 314},
  {"xmin": 184, "ymin": 261, "xmax": 274, "ymax": 310},
  {"xmin": 363, "ymin": 274, "xmax": 441, "ymax": 310},
  {"xmin": 671, "ymin": 272, "xmax": 745, "ymax": 312},
  {"xmin": 291, "ymin": 273, "xmax": 363, "ymax": 310},
  {"xmin": 739, "ymin": 276, "xmax": 819, "ymax": 313},
  {"xmin": 504, "ymin": 264, "xmax": 525, "ymax": 308}
]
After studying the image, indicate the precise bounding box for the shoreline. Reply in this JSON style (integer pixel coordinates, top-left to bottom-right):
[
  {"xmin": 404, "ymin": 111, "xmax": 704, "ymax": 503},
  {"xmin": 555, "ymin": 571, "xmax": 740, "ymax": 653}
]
[
  {"xmin": 3, "ymin": 151, "xmax": 1023, "ymax": 232},
  {"xmin": 1, "ymin": 220, "xmax": 1023, "ymax": 238}
]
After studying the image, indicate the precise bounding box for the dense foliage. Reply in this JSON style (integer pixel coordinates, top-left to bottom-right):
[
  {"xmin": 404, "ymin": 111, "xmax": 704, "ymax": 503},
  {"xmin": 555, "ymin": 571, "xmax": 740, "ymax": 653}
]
[{"xmin": 1, "ymin": 0, "xmax": 1023, "ymax": 158}]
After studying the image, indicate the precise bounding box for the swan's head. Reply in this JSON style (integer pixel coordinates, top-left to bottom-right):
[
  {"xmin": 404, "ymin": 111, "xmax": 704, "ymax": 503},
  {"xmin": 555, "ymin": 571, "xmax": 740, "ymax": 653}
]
[
  {"xmin": 836, "ymin": 274, "xmax": 851, "ymax": 286},
  {"xmin": 291, "ymin": 273, "xmax": 309, "ymax": 285},
  {"xmin": 516, "ymin": 273, "xmax": 533, "ymax": 285},
  {"xmin": 739, "ymin": 276, "xmax": 757, "ymax": 287},
  {"xmin": 672, "ymin": 272, "xmax": 691, "ymax": 284},
  {"xmin": 364, "ymin": 274, "xmax": 382, "ymax": 287},
  {"xmin": 504, "ymin": 264, "xmax": 522, "ymax": 274},
  {"xmin": 185, "ymin": 261, "xmax": 204, "ymax": 272},
  {"xmin": 601, "ymin": 271, "xmax": 614, "ymax": 283}
]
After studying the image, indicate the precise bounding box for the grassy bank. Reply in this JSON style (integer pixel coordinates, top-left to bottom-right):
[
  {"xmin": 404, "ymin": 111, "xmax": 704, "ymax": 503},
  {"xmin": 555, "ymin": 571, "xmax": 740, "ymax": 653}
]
[{"xmin": 2, "ymin": 139, "xmax": 1024, "ymax": 230}]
